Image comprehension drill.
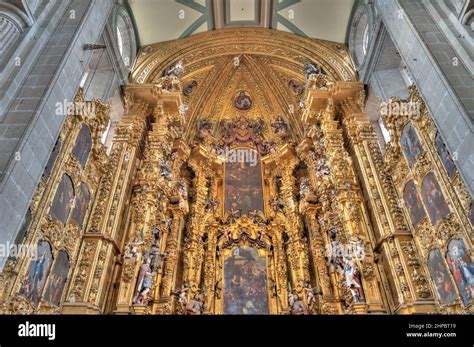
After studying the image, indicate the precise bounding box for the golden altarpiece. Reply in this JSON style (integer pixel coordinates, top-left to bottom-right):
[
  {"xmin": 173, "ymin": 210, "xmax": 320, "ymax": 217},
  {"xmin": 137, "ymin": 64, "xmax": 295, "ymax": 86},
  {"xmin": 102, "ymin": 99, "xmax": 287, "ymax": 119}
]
[{"xmin": 0, "ymin": 29, "xmax": 472, "ymax": 315}]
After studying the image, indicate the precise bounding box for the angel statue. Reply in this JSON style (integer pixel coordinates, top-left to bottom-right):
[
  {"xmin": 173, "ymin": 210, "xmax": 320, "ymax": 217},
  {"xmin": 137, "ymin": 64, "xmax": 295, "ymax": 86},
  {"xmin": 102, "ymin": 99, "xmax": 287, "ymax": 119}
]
[
  {"xmin": 124, "ymin": 235, "xmax": 143, "ymax": 259},
  {"xmin": 288, "ymin": 290, "xmax": 308, "ymax": 315},
  {"xmin": 218, "ymin": 227, "xmax": 232, "ymax": 244},
  {"xmin": 163, "ymin": 60, "xmax": 185, "ymax": 78},
  {"xmin": 343, "ymin": 259, "xmax": 364, "ymax": 303},
  {"xmin": 269, "ymin": 196, "xmax": 284, "ymax": 212},
  {"xmin": 303, "ymin": 282, "xmax": 317, "ymax": 309},
  {"xmin": 173, "ymin": 284, "xmax": 190, "ymax": 307},
  {"xmin": 225, "ymin": 208, "xmax": 241, "ymax": 224},
  {"xmin": 159, "ymin": 159, "xmax": 172, "ymax": 181},
  {"xmin": 186, "ymin": 292, "xmax": 205, "ymax": 315},
  {"xmin": 271, "ymin": 116, "xmax": 289, "ymax": 136},
  {"xmin": 204, "ymin": 196, "xmax": 220, "ymax": 213},
  {"xmin": 299, "ymin": 178, "xmax": 311, "ymax": 198},
  {"xmin": 249, "ymin": 210, "xmax": 266, "ymax": 225},
  {"xmin": 304, "ymin": 61, "xmax": 322, "ymax": 83}
]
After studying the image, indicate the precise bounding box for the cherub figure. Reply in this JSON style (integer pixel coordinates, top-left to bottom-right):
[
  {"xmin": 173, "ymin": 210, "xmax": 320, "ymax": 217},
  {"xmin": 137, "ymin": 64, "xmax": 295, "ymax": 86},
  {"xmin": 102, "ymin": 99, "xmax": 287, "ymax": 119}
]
[
  {"xmin": 304, "ymin": 282, "xmax": 316, "ymax": 308},
  {"xmin": 124, "ymin": 236, "xmax": 143, "ymax": 259},
  {"xmin": 173, "ymin": 285, "xmax": 190, "ymax": 307},
  {"xmin": 269, "ymin": 196, "xmax": 284, "ymax": 212},
  {"xmin": 164, "ymin": 60, "xmax": 185, "ymax": 78},
  {"xmin": 219, "ymin": 227, "xmax": 232, "ymax": 244}
]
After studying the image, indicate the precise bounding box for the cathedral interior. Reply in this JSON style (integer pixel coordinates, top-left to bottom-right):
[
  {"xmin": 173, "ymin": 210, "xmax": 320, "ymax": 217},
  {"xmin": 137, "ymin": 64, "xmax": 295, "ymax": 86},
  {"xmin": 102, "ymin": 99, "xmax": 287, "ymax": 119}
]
[{"xmin": 0, "ymin": 0, "xmax": 473, "ymax": 316}]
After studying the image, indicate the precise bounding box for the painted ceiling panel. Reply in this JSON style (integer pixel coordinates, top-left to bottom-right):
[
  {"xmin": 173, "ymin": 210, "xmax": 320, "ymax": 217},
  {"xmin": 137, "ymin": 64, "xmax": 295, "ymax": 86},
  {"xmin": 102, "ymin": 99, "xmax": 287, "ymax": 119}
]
[
  {"xmin": 275, "ymin": 0, "xmax": 354, "ymax": 43},
  {"xmin": 129, "ymin": 0, "xmax": 355, "ymax": 46},
  {"xmin": 229, "ymin": 0, "xmax": 256, "ymax": 21},
  {"xmin": 128, "ymin": 0, "xmax": 212, "ymax": 45}
]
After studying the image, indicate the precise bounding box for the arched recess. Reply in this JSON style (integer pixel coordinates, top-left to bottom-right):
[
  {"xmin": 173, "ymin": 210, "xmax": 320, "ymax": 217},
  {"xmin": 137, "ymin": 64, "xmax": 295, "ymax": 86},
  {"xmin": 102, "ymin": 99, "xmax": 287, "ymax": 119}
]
[
  {"xmin": 348, "ymin": 5, "xmax": 371, "ymax": 70},
  {"xmin": 130, "ymin": 28, "xmax": 357, "ymax": 144},
  {"xmin": 110, "ymin": 4, "xmax": 137, "ymax": 70},
  {"xmin": 0, "ymin": 2, "xmax": 31, "ymax": 63}
]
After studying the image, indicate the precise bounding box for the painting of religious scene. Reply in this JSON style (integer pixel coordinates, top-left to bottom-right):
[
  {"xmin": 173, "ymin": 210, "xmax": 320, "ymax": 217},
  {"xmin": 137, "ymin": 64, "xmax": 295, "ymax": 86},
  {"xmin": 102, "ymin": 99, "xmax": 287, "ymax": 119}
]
[
  {"xmin": 224, "ymin": 246, "xmax": 269, "ymax": 315},
  {"xmin": 19, "ymin": 241, "xmax": 53, "ymax": 305},
  {"xmin": 70, "ymin": 183, "xmax": 90, "ymax": 227},
  {"xmin": 428, "ymin": 249, "xmax": 457, "ymax": 305},
  {"xmin": 435, "ymin": 132, "xmax": 457, "ymax": 178},
  {"xmin": 403, "ymin": 180, "xmax": 426, "ymax": 226},
  {"xmin": 224, "ymin": 148, "xmax": 264, "ymax": 215},
  {"xmin": 43, "ymin": 250, "xmax": 70, "ymax": 307},
  {"xmin": 446, "ymin": 239, "xmax": 474, "ymax": 305},
  {"xmin": 400, "ymin": 123, "xmax": 423, "ymax": 167},
  {"xmin": 72, "ymin": 124, "xmax": 92, "ymax": 168},
  {"xmin": 50, "ymin": 174, "xmax": 75, "ymax": 225},
  {"xmin": 421, "ymin": 172, "xmax": 450, "ymax": 225}
]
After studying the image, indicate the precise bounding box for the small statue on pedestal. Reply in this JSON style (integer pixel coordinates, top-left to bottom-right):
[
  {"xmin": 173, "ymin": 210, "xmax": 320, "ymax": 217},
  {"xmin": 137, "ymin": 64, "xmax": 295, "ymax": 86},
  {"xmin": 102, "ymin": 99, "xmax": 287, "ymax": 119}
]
[{"xmin": 133, "ymin": 257, "xmax": 156, "ymax": 304}]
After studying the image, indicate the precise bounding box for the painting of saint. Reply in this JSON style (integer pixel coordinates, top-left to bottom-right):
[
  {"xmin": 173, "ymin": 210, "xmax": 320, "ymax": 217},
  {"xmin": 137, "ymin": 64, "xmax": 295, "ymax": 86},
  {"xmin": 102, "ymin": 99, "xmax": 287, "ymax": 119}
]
[
  {"xmin": 435, "ymin": 132, "xmax": 456, "ymax": 178},
  {"xmin": 400, "ymin": 123, "xmax": 423, "ymax": 167},
  {"xmin": 428, "ymin": 249, "xmax": 457, "ymax": 305},
  {"xmin": 43, "ymin": 251, "xmax": 69, "ymax": 306},
  {"xmin": 403, "ymin": 180, "xmax": 426, "ymax": 226},
  {"xmin": 19, "ymin": 241, "xmax": 53, "ymax": 304},
  {"xmin": 224, "ymin": 246, "xmax": 269, "ymax": 315},
  {"xmin": 224, "ymin": 148, "xmax": 264, "ymax": 215},
  {"xmin": 72, "ymin": 124, "xmax": 92, "ymax": 168},
  {"xmin": 234, "ymin": 91, "xmax": 252, "ymax": 111},
  {"xmin": 446, "ymin": 239, "xmax": 474, "ymax": 305},
  {"xmin": 421, "ymin": 172, "xmax": 450, "ymax": 225},
  {"xmin": 50, "ymin": 174, "xmax": 75, "ymax": 225},
  {"xmin": 288, "ymin": 79, "xmax": 303, "ymax": 95},
  {"xmin": 182, "ymin": 80, "xmax": 197, "ymax": 97},
  {"xmin": 70, "ymin": 183, "xmax": 90, "ymax": 227}
]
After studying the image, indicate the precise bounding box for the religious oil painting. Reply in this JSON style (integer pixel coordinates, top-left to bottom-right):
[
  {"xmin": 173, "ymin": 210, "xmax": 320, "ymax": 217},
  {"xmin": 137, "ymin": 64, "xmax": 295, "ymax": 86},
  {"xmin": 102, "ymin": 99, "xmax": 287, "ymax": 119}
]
[
  {"xmin": 428, "ymin": 249, "xmax": 457, "ymax": 305},
  {"xmin": 43, "ymin": 251, "xmax": 70, "ymax": 307},
  {"xmin": 403, "ymin": 180, "xmax": 426, "ymax": 226},
  {"xmin": 234, "ymin": 91, "xmax": 252, "ymax": 111},
  {"xmin": 435, "ymin": 132, "xmax": 456, "ymax": 178},
  {"xmin": 72, "ymin": 124, "xmax": 92, "ymax": 168},
  {"xmin": 19, "ymin": 241, "xmax": 53, "ymax": 305},
  {"xmin": 224, "ymin": 148, "xmax": 264, "ymax": 215},
  {"xmin": 446, "ymin": 239, "xmax": 474, "ymax": 305},
  {"xmin": 70, "ymin": 183, "xmax": 90, "ymax": 227},
  {"xmin": 51, "ymin": 174, "xmax": 75, "ymax": 225},
  {"xmin": 421, "ymin": 172, "xmax": 450, "ymax": 225},
  {"xmin": 224, "ymin": 246, "xmax": 269, "ymax": 315},
  {"xmin": 400, "ymin": 123, "xmax": 423, "ymax": 167}
]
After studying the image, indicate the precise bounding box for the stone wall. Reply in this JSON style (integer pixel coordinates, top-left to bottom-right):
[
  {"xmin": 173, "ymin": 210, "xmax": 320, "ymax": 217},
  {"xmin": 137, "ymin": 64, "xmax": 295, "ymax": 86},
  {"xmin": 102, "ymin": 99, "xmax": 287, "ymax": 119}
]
[
  {"xmin": 348, "ymin": 0, "xmax": 474, "ymax": 196},
  {"xmin": 0, "ymin": 0, "xmax": 135, "ymax": 270}
]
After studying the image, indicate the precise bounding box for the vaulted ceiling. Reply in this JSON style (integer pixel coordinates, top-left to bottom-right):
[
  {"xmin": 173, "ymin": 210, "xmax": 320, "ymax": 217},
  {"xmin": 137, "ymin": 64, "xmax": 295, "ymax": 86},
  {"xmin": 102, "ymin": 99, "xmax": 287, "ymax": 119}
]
[{"xmin": 128, "ymin": 0, "xmax": 355, "ymax": 46}]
